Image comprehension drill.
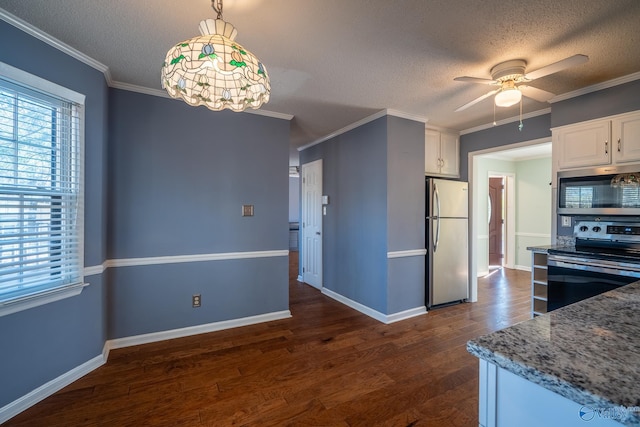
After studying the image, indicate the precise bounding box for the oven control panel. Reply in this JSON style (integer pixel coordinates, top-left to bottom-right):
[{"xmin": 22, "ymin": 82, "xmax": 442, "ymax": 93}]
[{"xmin": 574, "ymin": 221, "xmax": 640, "ymax": 242}]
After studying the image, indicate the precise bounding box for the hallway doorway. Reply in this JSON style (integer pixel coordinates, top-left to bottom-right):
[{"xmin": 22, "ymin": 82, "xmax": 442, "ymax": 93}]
[{"xmin": 488, "ymin": 176, "xmax": 504, "ymax": 267}]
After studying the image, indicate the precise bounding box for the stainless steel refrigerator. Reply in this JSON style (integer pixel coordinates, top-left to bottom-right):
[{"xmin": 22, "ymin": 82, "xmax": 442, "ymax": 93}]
[{"xmin": 426, "ymin": 178, "xmax": 469, "ymax": 308}]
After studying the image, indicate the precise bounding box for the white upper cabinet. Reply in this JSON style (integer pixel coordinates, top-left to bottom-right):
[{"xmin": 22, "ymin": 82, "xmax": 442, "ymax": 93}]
[
  {"xmin": 612, "ymin": 112, "xmax": 640, "ymax": 164},
  {"xmin": 554, "ymin": 111, "xmax": 640, "ymax": 170},
  {"xmin": 555, "ymin": 121, "xmax": 611, "ymax": 169},
  {"xmin": 425, "ymin": 128, "xmax": 459, "ymax": 177}
]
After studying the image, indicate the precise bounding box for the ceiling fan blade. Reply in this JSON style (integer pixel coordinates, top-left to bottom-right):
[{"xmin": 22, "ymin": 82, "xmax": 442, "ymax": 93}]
[
  {"xmin": 454, "ymin": 76, "xmax": 497, "ymax": 84},
  {"xmin": 524, "ymin": 54, "xmax": 589, "ymax": 81},
  {"xmin": 455, "ymin": 89, "xmax": 500, "ymax": 112},
  {"xmin": 519, "ymin": 85, "xmax": 556, "ymax": 103}
]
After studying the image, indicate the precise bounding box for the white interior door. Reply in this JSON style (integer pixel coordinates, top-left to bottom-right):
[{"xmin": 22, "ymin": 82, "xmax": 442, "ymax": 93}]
[{"xmin": 301, "ymin": 159, "xmax": 322, "ymax": 289}]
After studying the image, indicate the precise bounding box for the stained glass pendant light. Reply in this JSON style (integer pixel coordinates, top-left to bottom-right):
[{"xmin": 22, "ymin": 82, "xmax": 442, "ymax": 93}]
[{"xmin": 161, "ymin": 0, "xmax": 270, "ymax": 112}]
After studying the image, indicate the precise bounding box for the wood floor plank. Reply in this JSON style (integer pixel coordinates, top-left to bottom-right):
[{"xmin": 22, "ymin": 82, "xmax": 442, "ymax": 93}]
[{"xmin": 5, "ymin": 258, "xmax": 531, "ymax": 426}]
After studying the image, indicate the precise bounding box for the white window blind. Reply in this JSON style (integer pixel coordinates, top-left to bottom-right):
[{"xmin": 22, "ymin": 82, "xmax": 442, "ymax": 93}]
[{"xmin": 0, "ymin": 77, "xmax": 83, "ymax": 304}]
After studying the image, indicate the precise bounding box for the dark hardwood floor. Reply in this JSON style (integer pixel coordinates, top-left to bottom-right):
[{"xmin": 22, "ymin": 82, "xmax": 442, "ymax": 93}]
[{"xmin": 6, "ymin": 256, "xmax": 531, "ymax": 426}]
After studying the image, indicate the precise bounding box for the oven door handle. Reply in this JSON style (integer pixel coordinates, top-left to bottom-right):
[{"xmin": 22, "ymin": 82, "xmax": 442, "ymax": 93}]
[{"xmin": 548, "ymin": 256, "xmax": 640, "ymax": 277}]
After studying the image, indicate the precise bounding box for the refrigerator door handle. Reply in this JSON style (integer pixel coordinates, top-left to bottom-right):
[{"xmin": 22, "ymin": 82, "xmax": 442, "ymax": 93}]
[{"xmin": 434, "ymin": 183, "xmax": 440, "ymax": 253}]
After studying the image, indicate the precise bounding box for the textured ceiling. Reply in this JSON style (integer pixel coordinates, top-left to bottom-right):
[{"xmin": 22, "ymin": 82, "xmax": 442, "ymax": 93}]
[{"xmin": 1, "ymin": 0, "xmax": 639, "ymax": 163}]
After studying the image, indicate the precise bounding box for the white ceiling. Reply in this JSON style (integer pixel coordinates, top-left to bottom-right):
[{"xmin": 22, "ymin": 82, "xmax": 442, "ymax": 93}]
[{"xmin": 1, "ymin": 0, "xmax": 639, "ymax": 163}]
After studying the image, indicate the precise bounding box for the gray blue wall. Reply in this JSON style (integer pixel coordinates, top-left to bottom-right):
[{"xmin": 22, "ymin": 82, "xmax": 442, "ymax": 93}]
[
  {"xmin": 0, "ymin": 20, "xmax": 109, "ymax": 407},
  {"xmin": 302, "ymin": 117, "xmax": 389, "ymax": 312},
  {"xmin": 299, "ymin": 115, "xmax": 425, "ymax": 315},
  {"xmin": 107, "ymin": 89, "xmax": 290, "ymax": 338},
  {"xmin": 551, "ymin": 79, "xmax": 640, "ymax": 128},
  {"xmin": 386, "ymin": 116, "xmax": 425, "ymax": 313},
  {"xmin": 0, "ymin": 18, "xmax": 290, "ymax": 411}
]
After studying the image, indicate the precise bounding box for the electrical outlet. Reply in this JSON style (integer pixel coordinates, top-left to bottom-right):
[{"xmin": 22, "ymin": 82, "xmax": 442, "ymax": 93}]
[
  {"xmin": 561, "ymin": 216, "xmax": 572, "ymax": 227},
  {"xmin": 192, "ymin": 294, "xmax": 201, "ymax": 308}
]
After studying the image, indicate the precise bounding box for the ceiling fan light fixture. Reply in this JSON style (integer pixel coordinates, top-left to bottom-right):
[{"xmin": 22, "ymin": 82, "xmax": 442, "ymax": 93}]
[
  {"xmin": 161, "ymin": 0, "xmax": 270, "ymax": 112},
  {"xmin": 494, "ymin": 86, "xmax": 522, "ymax": 107}
]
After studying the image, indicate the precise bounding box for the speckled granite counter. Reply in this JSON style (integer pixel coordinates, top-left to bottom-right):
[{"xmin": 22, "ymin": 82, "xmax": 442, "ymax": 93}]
[
  {"xmin": 526, "ymin": 244, "xmax": 571, "ymax": 253},
  {"xmin": 468, "ymin": 281, "xmax": 640, "ymax": 426}
]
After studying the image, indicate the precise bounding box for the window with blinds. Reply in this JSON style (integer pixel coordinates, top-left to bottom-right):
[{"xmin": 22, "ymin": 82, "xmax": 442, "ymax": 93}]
[{"xmin": 0, "ymin": 77, "xmax": 83, "ymax": 304}]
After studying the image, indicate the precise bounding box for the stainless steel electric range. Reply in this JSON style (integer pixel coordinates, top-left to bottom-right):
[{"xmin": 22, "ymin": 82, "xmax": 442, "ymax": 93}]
[{"xmin": 547, "ymin": 220, "xmax": 640, "ymax": 311}]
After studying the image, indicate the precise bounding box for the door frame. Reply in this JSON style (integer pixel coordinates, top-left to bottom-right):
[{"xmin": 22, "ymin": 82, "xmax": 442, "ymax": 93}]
[
  {"xmin": 300, "ymin": 159, "xmax": 323, "ymax": 289},
  {"xmin": 468, "ymin": 137, "xmax": 550, "ymax": 302}
]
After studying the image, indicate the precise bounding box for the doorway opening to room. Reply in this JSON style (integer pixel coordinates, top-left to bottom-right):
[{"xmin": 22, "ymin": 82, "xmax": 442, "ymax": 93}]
[{"xmin": 468, "ymin": 138, "xmax": 552, "ymax": 303}]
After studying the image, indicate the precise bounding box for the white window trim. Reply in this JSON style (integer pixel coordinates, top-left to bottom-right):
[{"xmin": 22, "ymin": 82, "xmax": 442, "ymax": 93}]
[
  {"xmin": 0, "ymin": 61, "xmax": 87, "ymax": 317},
  {"xmin": 0, "ymin": 282, "xmax": 89, "ymax": 317}
]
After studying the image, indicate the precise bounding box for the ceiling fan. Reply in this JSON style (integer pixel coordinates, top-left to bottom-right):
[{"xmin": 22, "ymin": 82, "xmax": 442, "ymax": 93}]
[{"xmin": 454, "ymin": 54, "xmax": 589, "ymax": 112}]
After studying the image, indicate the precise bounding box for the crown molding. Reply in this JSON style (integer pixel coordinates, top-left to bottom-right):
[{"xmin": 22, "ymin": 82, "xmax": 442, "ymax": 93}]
[
  {"xmin": 299, "ymin": 109, "xmax": 426, "ymax": 151},
  {"xmin": 550, "ymin": 71, "xmax": 640, "ymax": 103},
  {"xmin": 386, "ymin": 109, "xmax": 428, "ymax": 124},
  {"xmin": 110, "ymin": 80, "xmax": 170, "ymax": 98},
  {"xmin": 298, "ymin": 110, "xmax": 387, "ymax": 151},
  {"xmin": 0, "ymin": 8, "xmax": 112, "ymax": 85},
  {"xmin": 110, "ymin": 80, "xmax": 293, "ymax": 120}
]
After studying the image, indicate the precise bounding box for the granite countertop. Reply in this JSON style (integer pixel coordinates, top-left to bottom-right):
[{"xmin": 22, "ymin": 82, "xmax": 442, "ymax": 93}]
[
  {"xmin": 526, "ymin": 244, "xmax": 569, "ymax": 252},
  {"xmin": 467, "ymin": 281, "xmax": 640, "ymax": 426}
]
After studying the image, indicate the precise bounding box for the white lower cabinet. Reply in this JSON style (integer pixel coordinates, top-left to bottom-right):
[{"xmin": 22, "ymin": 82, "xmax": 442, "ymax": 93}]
[{"xmin": 478, "ymin": 360, "xmax": 624, "ymax": 427}]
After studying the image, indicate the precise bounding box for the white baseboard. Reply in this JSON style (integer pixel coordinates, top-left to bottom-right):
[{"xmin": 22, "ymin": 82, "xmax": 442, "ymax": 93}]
[
  {"xmin": 515, "ymin": 265, "xmax": 532, "ymax": 272},
  {"xmin": 386, "ymin": 306, "xmax": 428, "ymax": 323},
  {"xmin": 321, "ymin": 287, "xmax": 426, "ymax": 324},
  {"xmin": 297, "ymin": 275, "xmax": 303, "ymax": 282},
  {"xmin": 107, "ymin": 310, "xmax": 292, "ymax": 350},
  {"xmin": 0, "ymin": 353, "xmax": 106, "ymax": 424}
]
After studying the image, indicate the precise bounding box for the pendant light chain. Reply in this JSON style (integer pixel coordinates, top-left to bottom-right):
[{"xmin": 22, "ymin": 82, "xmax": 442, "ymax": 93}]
[{"xmin": 212, "ymin": 0, "xmax": 223, "ymax": 19}]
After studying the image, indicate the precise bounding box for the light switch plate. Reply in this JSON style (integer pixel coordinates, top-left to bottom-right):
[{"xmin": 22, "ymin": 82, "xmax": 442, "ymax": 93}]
[{"xmin": 242, "ymin": 205, "xmax": 254, "ymax": 217}]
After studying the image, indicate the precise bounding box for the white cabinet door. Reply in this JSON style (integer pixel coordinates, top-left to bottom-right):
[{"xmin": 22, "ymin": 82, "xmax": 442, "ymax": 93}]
[
  {"xmin": 613, "ymin": 112, "xmax": 640, "ymax": 164},
  {"xmin": 425, "ymin": 128, "xmax": 441, "ymax": 175},
  {"xmin": 440, "ymin": 132, "xmax": 459, "ymax": 177},
  {"xmin": 556, "ymin": 121, "xmax": 611, "ymax": 169},
  {"xmin": 425, "ymin": 129, "xmax": 460, "ymax": 177}
]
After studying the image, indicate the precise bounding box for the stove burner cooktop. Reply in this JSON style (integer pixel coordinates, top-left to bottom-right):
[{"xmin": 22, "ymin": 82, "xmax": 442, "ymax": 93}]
[{"xmin": 550, "ymin": 220, "xmax": 640, "ymax": 264}]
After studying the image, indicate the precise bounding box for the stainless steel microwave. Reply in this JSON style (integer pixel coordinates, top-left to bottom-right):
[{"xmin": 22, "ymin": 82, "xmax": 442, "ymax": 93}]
[{"xmin": 557, "ymin": 165, "xmax": 640, "ymax": 215}]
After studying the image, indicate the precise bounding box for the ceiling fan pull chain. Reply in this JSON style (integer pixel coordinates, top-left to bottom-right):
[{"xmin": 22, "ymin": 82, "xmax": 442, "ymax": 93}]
[
  {"xmin": 212, "ymin": 0, "xmax": 223, "ymax": 19},
  {"xmin": 493, "ymin": 102, "xmax": 496, "ymax": 126},
  {"xmin": 518, "ymin": 98, "xmax": 523, "ymax": 131}
]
